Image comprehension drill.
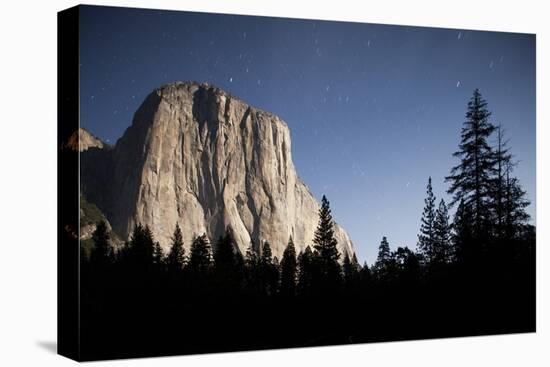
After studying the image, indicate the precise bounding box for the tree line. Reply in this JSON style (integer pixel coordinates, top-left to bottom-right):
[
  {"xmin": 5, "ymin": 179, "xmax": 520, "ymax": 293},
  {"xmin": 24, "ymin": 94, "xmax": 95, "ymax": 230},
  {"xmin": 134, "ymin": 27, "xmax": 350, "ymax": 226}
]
[
  {"xmin": 84, "ymin": 195, "xmax": 359, "ymax": 298},
  {"xmin": 84, "ymin": 89, "xmax": 533, "ymax": 296}
]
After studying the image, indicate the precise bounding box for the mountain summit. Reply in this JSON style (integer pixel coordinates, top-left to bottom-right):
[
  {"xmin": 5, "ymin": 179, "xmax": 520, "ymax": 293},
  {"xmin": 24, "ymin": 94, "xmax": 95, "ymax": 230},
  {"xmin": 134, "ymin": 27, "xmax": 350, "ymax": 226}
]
[
  {"xmin": 82, "ymin": 82, "xmax": 354, "ymax": 258},
  {"xmin": 63, "ymin": 127, "xmax": 104, "ymax": 152}
]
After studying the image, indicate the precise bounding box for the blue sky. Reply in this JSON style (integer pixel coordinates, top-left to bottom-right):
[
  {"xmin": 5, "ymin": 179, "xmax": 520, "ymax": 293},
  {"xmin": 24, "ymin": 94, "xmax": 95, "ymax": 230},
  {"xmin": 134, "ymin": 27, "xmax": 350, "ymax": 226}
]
[{"xmin": 80, "ymin": 5, "xmax": 536, "ymax": 264}]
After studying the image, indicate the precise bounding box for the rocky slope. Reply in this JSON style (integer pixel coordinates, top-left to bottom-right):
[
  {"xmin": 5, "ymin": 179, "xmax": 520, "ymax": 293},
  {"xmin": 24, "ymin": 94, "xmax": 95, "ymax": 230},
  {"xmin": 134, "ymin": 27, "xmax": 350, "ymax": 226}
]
[
  {"xmin": 63, "ymin": 127, "xmax": 104, "ymax": 151},
  {"xmin": 82, "ymin": 82, "xmax": 354, "ymax": 259}
]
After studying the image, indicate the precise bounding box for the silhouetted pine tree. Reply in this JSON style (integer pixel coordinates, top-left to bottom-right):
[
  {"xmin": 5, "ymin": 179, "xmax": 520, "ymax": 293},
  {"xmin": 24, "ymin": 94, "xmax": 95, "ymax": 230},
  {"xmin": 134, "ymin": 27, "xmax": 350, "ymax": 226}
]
[
  {"xmin": 452, "ymin": 199, "xmax": 474, "ymax": 264},
  {"xmin": 417, "ymin": 177, "xmax": 436, "ymax": 263},
  {"xmin": 351, "ymin": 253, "xmax": 361, "ymax": 276},
  {"xmin": 313, "ymin": 195, "xmax": 342, "ymax": 290},
  {"xmin": 297, "ymin": 246, "xmax": 314, "ymax": 296},
  {"xmin": 373, "ymin": 236, "xmax": 395, "ymax": 282},
  {"xmin": 213, "ymin": 231, "xmax": 243, "ymax": 291},
  {"xmin": 393, "ymin": 246, "xmax": 421, "ymax": 285},
  {"xmin": 375, "ymin": 237, "xmax": 391, "ymax": 265},
  {"xmin": 244, "ymin": 242, "xmax": 260, "ymax": 293},
  {"xmin": 166, "ymin": 223, "xmax": 185, "ymax": 272},
  {"xmin": 188, "ymin": 234, "xmax": 212, "ymax": 275},
  {"xmin": 260, "ymin": 241, "xmax": 273, "ymax": 263},
  {"xmin": 502, "ymin": 159, "xmax": 530, "ymax": 239},
  {"xmin": 359, "ymin": 261, "xmax": 372, "ymax": 287},
  {"xmin": 260, "ymin": 241, "xmax": 279, "ymax": 295},
  {"xmin": 446, "ymin": 89, "xmax": 496, "ymax": 236},
  {"xmin": 234, "ymin": 249, "xmax": 245, "ymax": 285},
  {"xmin": 490, "ymin": 124, "xmax": 513, "ymax": 238},
  {"xmin": 279, "ymin": 236, "xmax": 297, "ymax": 297},
  {"xmin": 273, "ymin": 256, "xmax": 280, "ymax": 285},
  {"xmin": 90, "ymin": 220, "xmax": 113, "ymax": 268},
  {"xmin": 433, "ymin": 199, "xmax": 452, "ymax": 264},
  {"xmin": 127, "ymin": 224, "xmax": 156, "ymax": 269},
  {"xmin": 342, "ymin": 252, "xmax": 360, "ymax": 288},
  {"xmin": 245, "ymin": 242, "xmax": 259, "ymax": 267},
  {"xmin": 153, "ymin": 242, "xmax": 164, "ymax": 270},
  {"xmin": 214, "ymin": 232, "xmax": 235, "ymax": 269}
]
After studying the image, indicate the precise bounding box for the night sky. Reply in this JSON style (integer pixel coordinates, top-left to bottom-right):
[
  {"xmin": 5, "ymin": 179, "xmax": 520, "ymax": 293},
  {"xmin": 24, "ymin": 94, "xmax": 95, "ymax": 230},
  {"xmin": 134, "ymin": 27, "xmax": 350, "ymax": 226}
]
[{"xmin": 79, "ymin": 5, "xmax": 536, "ymax": 264}]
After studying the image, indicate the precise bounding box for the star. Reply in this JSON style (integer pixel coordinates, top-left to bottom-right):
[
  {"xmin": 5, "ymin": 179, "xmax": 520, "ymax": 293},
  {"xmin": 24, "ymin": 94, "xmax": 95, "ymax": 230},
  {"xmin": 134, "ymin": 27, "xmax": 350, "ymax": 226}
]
[
  {"xmin": 456, "ymin": 81, "xmax": 461, "ymax": 88},
  {"xmin": 489, "ymin": 60, "xmax": 494, "ymax": 69},
  {"xmin": 229, "ymin": 77, "xmax": 233, "ymax": 83},
  {"xmin": 457, "ymin": 31, "xmax": 462, "ymax": 40}
]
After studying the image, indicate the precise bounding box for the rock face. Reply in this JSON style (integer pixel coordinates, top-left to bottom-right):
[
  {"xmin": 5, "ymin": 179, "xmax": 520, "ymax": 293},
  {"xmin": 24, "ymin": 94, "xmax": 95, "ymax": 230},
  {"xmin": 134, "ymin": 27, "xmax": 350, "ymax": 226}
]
[
  {"xmin": 63, "ymin": 127, "xmax": 104, "ymax": 151},
  {"xmin": 84, "ymin": 82, "xmax": 354, "ymax": 259}
]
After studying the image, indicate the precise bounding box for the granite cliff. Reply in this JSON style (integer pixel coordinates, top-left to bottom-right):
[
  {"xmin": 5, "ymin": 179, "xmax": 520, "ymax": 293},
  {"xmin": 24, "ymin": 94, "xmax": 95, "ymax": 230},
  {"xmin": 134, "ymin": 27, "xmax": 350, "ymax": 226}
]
[{"xmin": 81, "ymin": 82, "xmax": 354, "ymax": 259}]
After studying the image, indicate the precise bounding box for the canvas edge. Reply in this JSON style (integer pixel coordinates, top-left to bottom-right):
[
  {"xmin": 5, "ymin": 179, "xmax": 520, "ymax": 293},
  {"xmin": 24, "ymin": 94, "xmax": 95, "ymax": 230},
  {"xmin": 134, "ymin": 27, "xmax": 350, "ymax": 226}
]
[{"xmin": 57, "ymin": 4, "xmax": 81, "ymax": 362}]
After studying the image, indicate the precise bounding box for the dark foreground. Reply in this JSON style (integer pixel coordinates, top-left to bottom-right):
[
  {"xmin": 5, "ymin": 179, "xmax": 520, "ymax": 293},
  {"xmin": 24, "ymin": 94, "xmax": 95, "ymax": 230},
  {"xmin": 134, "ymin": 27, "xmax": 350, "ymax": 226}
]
[{"xmin": 80, "ymin": 256, "xmax": 534, "ymax": 361}]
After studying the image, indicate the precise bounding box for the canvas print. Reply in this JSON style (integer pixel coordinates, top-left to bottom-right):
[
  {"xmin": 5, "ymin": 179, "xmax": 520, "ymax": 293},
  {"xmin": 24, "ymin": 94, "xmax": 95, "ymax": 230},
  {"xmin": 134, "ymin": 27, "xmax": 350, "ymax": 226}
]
[{"xmin": 58, "ymin": 5, "xmax": 536, "ymax": 361}]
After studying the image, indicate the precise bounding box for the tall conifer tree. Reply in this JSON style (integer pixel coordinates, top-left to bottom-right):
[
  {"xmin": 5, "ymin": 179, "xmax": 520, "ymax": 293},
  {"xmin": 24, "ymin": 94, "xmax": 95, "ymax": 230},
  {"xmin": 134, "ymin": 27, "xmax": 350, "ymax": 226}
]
[
  {"xmin": 153, "ymin": 242, "xmax": 164, "ymax": 268},
  {"xmin": 313, "ymin": 195, "xmax": 342, "ymax": 288},
  {"xmin": 502, "ymin": 160, "xmax": 530, "ymax": 239},
  {"xmin": 297, "ymin": 246, "xmax": 314, "ymax": 295},
  {"xmin": 127, "ymin": 224, "xmax": 156, "ymax": 268},
  {"xmin": 446, "ymin": 89, "xmax": 496, "ymax": 234},
  {"xmin": 260, "ymin": 241, "xmax": 278, "ymax": 295},
  {"xmin": 490, "ymin": 124, "xmax": 512, "ymax": 238},
  {"xmin": 373, "ymin": 236, "xmax": 395, "ymax": 281},
  {"xmin": 452, "ymin": 199, "xmax": 474, "ymax": 263},
  {"xmin": 166, "ymin": 223, "xmax": 185, "ymax": 272},
  {"xmin": 342, "ymin": 252, "xmax": 360, "ymax": 289},
  {"xmin": 280, "ymin": 236, "xmax": 297, "ymax": 297},
  {"xmin": 188, "ymin": 234, "xmax": 212, "ymax": 274},
  {"xmin": 90, "ymin": 220, "xmax": 113, "ymax": 268},
  {"xmin": 244, "ymin": 242, "xmax": 260, "ymax": 292},
  {"xmin": 418, "ymin": 177, "xmax": 436, "ymax": 262},
  {"xmin": 433, "ymin": 199, "xmax": 452, "ymax": 264},
  {"xmin": 214, "ymin": 232, "xmax": 236, "ymax": 270}
]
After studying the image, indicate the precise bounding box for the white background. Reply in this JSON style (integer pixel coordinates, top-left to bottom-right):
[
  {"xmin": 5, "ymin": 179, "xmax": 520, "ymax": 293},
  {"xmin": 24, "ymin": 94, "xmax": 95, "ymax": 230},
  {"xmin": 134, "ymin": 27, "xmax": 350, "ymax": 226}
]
[{"xmin": 0, "ymin": 0, "xmax": 548, "ymax": 365}]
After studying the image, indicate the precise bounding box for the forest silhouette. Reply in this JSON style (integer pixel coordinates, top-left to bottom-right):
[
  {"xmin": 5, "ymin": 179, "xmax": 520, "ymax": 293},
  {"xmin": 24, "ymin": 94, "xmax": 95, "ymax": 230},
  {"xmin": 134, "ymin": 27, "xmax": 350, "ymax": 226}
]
[{"xmin": 78, "ymin": 89, "xmax": 535, "ymax": 360}]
